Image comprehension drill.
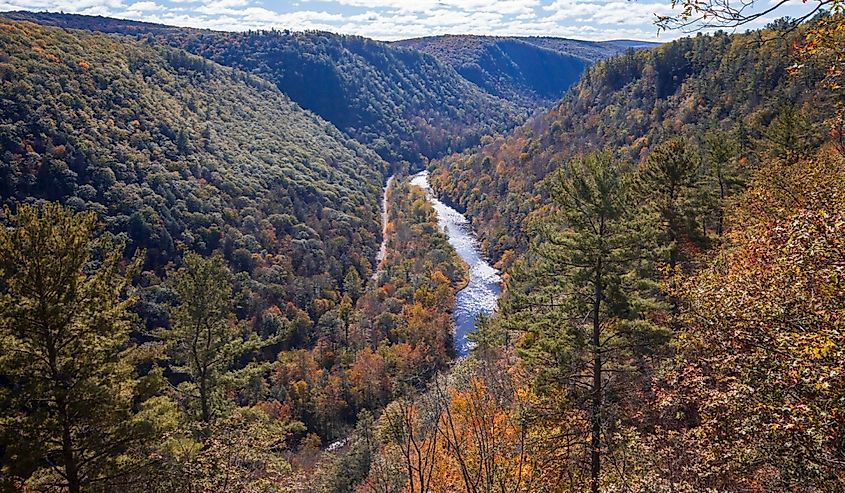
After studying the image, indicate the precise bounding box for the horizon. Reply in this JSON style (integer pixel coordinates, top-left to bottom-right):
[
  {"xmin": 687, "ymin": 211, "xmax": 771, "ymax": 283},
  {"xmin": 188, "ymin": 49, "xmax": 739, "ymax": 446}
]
[{"xmin": 0, "ymin": 0, "xmax": 819, "ymax": 42}]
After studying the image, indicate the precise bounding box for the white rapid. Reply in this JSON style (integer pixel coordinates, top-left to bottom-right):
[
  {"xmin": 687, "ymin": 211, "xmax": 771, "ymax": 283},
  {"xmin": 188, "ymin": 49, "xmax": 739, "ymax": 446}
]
[{"xmin": 410, "ymin": 171, "xmax": 502, "ymax": 356}]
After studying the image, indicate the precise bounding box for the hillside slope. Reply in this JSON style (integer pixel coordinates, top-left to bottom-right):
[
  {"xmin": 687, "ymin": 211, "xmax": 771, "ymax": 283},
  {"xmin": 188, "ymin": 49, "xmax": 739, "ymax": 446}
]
[
  {"xmin": 0, "ymin": 18, "xmax": 387, "ymax": 328},
  {"xmin": 429, "ymin": 27, "xmax": 836, "ymax": 260},
  {"xmin": 2, "ymin": 11, "xmax": 524, "ymax": 165},
  {"xmin": 393, "ymin": 35, "xmax": 658, "ymax": 108}
]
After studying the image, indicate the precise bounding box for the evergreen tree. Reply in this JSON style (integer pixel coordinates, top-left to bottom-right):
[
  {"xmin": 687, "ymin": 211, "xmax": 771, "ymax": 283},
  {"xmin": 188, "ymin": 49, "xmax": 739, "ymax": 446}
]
[
  {"xmin": 634, "ymin": 138, "xmax": 699, "ymax": 272},
  {"xmin": 162, "ymin": 252, "xmax": 254, "ymax": 424},
  {"xmin": 0, "ymin": 203, "xmax": 147, "ymax": 492},
  {"xmin": 504, "ymin": 151, "xmax": 665, "ymax": 493},
  {"xmin": 762, "ymin": 103, "xmax": 818, "ymax": 163},
  {"xmin": 344, "ymin": 267, "xmax": 363, "ymax": 304},
  {"xmin": 703, "ymin": 130, "xmax": 745, "ymax": 236}
]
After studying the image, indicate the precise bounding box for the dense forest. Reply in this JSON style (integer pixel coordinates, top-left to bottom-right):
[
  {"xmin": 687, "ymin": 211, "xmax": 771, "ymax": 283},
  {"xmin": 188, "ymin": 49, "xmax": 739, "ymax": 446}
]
[
  {"xmin": 394, "ymin": 36, "xmax": 593, "ymax": 108},
  {"xmin": 0, "ymin": 20, "xmax": 473, "ymax": 482},
  {"xmin": 0, "ymin": 17, "xmax": 400, "ymax": 491},
  {"xmin": 359, "ymin": 14, "xmax": 845, "ymax": 493},
  {"xmin": 0, "ymin": 18, "xmax": 395, "ymax": 334},
  {"xmin": 351, "ymin": 141, "xmax": 845, "ymax": 492},
  {"xmin": 429, "ymin": 22, "xmax": 837, "ymax": 263},
  {"xmin": 3, "ymin": 11, "xmax": 525, "ymax": 165},
  {"xmin": 1, "ymin": 5, "xmax": 844, "ymax": 493},
  {"xmin": 394, "ymin": 35, "xmax": 657, "ymax": 108}
]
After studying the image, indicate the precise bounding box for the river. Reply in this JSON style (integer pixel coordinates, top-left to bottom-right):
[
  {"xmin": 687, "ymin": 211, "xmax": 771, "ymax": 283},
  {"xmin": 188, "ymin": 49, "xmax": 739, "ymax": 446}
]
[
  {"xmin": 328, "ymin": 171, "xmax": 502, "ymax": 451},
  {"xmin": 410, "ymin": 171, "xmax": 502, "ymax": 356}
]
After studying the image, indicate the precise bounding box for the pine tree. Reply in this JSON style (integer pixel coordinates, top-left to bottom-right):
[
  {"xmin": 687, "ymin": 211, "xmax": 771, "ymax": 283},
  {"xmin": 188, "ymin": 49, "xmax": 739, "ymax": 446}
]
[
  {"xmin": 762, "ymin": 103, "xmax": 818, "ymax": 163},
  {"xmin": 703, "ymin": 130, "xmax": 745, "ymax": 236},
  {"xmin": 634, "ymin": 137, "xmax": 699, "ymax": 272},
  {"xmin": 504, "ymin": 151, "xmax": 665, "ymax": 493},
  {"xmin": 161, "ymin": 251, "xmax": 255, "ymax": 425},
  {"xmin": 0, "ymin": 203, "xmax": 147, "ymax": 492},
  {"xmin": 344, "ymin": 267, "xmax": 363, "ymax": 304}
]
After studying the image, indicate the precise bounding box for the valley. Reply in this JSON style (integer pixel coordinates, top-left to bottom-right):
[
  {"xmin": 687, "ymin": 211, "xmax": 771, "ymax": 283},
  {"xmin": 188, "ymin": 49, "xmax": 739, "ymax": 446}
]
[{"xmin": 0, "ymin": 6, "xmax": 843, "ymax": 493}]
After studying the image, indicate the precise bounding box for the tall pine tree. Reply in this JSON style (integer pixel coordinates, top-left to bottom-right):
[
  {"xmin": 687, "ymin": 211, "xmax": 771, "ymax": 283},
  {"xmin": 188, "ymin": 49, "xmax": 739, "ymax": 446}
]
[
  {"xmin": 504, "ymin": 151, "xmax": 665, "ymax": 493},
  {"xmin": 0, "ymin": 203, "xmax": 148, "ymax": 492},
  {"xmin": 163, "ymin": 252, "xmax": 242, "ymax": 425}
]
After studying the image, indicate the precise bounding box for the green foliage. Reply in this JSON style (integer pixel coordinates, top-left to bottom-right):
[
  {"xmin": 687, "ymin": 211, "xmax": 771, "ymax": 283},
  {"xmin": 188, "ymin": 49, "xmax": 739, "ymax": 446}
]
[
  {"xmin": 430, "ymin": 27, "xmax": 836, "ymax": 263},
  {"xmin": 312, "ymin": 410, "xmax": 379, "ymax": 493},
  {"xmin": 161, "ymin": 252, "xmax": 254, "ymax": 424},
  {"xmin": 503, "ymin": 151, "xmax": 667, "ymax": 490},
  {"xmin": 701, "ymin": 129, "xmax": 746, "ymax": 236},
  {"xmin": 128, "ymin": 404, "xmax": 304, "ymax": 493},
  {"xmin": 507, "ymin": 151, "xmax": 666, "ymax": 394},
  {"xmin": 0, "ymin": 203, "xmax": 148, "ymax": 492},
  {"xmin": 632, "ymin": 137, "xmax": 700, "ymax": 271},
  {"xmin": 344, "ymin": 267, "xmax": 363, "ymax": 303},
  {"xmin": 4, "ymin": 11, "xmax": 525, "ymax": 165},
  {"xmin": 393, "ymin": 35, "xmax": 600, "ymax": 108},
  {"xmin": 0, "ymin": 17, "xmax": 387, "ymax": 358},
  {"xmin": 761, "ymin": 102, "xmax": 820, "ymax": 163}
]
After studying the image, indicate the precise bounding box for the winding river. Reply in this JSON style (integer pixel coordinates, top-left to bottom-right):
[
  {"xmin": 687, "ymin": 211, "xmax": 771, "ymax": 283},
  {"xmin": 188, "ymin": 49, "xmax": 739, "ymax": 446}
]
[
  {"xmin": 330, "ymin": 172, "xmax": 502, "ymax": 451},
  {"xmin": 410, "ymin": 171, "xmax": 502, "ymax": 356}
]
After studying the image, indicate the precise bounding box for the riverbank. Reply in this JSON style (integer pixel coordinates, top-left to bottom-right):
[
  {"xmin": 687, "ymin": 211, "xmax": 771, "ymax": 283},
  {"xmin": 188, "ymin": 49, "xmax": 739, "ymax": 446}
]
[{"xmin": 371, "ymin": 174, "xmax": 394, "ymax": 280}]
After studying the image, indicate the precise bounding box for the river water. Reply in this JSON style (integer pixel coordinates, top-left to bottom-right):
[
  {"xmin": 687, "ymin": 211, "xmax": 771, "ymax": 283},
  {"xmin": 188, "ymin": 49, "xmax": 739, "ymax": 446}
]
[
  {"xmin": 410, "ymin": 171, "xmax": 502, "ymax": 356},
  {"xmin": 327, "ymin": 172, "xmax": 502, "ymax": 451}
]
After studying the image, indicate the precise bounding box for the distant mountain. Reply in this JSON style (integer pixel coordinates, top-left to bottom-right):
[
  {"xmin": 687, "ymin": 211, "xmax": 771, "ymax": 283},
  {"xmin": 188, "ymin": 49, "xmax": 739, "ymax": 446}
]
[
  {"xmin": 601, "ymin": 39, "xmax": 664, "ymax": 48},
  {"xmin": 393, "ymin": 35, "xmax": 659, "ymax": 108},
  {"xmin": 2, "ymin": 11, "xmax": 524, "ymax": 165},
  {"xmin": 0, "ymin": 17, "xmax": 388, "ymax": 331},
  {"xmin": 428, "ymin": 27, "xmax": 831, "ymax": 260}
]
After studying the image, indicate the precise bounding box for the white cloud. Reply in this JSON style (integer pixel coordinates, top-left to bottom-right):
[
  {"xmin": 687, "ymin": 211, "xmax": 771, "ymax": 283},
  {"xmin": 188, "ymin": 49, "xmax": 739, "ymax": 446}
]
[
  {"xmin": 13, "ymin": 0, "xmax": 806, "ymax": 40},
  {"xmin": 126, "ymin": 1, "xmax": 162, "ymax": 11}
]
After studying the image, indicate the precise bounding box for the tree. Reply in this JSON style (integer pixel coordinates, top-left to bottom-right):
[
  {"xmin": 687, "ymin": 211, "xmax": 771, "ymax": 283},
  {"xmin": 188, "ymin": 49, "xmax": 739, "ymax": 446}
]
[
  {"xmin": 379, "ymin": 395, "xmax": 441, "ymax": 493},
  {"xmin": 655, "ymin": 0, "xmax": 839, "ymax": 32},
  {"xmin": 634, "ymin": 138, "xmax": 699, "ymax": 274},
  {"xmin": 661, "ymin": 150, "xmax": 845, "ymax": 489},
  {"xmin": 655, "ymin": 0, "xmax": 844, "ymax": 95},
  {"xmin": 162, "ymin": 251, "xmax": 251, "ymax": 424},
  {"xmin": 0, "ymin": 203, "xmax": 146, "ymax": 492},
  {"xmin": 504, "ymin": 151, "xmax": 665, "ymax": 493},
  {"xmin": 337, "ymin": 294, "xmax": 354, "ymax": 346},
  {"xmin": 703, "ymin": 130, "xmax": 745, "ymax": 236},
  {"xmin": 762, "ymin": 103, "xmax": 819, "ymax": 164},
  {"xmin": 344, "ymin": 267, "xmax": 363, "ymax": 304},
  {"xmin": 313, "ymin": 410, "xmax": 378, "ymax": 493}
]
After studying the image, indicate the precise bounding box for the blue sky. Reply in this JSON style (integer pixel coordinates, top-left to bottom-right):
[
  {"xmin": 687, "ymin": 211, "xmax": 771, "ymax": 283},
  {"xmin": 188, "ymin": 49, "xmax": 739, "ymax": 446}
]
[{"xmin": 0, "ymin": 0, "xmax": 815, "ymax": 41}]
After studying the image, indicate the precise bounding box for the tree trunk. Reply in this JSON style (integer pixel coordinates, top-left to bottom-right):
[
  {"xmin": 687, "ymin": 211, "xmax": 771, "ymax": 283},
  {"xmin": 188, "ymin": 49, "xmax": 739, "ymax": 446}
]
[
  {"xmin": 60, "ymin": 399, "xmax": 82, "ymax": 493},
  {"xmin": 50, "ymin": 338, "xmax": 81, "ymax": 493},
  {"xmin": 717, "ymin": 169, "xmax": 726, "ymax": 237},
  {"xmin": 200, "ymin": 375, "xmax": 210, "ymax": 424},
  {"xmin": 591, "ymin": 260, "xmax": 603, "ymax": 493}
]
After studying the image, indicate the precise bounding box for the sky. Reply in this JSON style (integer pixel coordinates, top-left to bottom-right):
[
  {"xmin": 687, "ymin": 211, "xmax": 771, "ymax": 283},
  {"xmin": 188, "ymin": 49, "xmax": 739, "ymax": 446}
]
[{"xmin": 0, "ymin": 0, "xmax": 816, "ymax": 41}]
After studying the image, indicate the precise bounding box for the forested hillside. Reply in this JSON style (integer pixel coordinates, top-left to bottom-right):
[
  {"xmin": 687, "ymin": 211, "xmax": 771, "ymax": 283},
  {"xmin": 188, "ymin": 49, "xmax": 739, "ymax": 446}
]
[
  {"xmin": 0, "ymin": 17, "xmax": 390, "ymax": 306},
  {"xmin": 429, "ymin": 24, "xmax": 836, "ymax": 262},
  {"xmin": 353, "ymin": 145, "xmax": 845, "ymax": 492},
  {"xmin": 394, "ymin": 35, "xmax": 658, "ymax": 108},
  {"xmin": 3, "ymin": 11, "xmax": 524, "ymax": 165},
  {"xmin": 0, "ymin": 18, "xmax": 476, "ymax": 491},
  {"xmin": 347, "ymin": 17, "xmax": 845, "ymax": 492},
  {"xmin": 394, "ymin": 36, "xmax": 593, "ymax": 108},
  {"xmin": 1, "ymin": 5, "xmax": 844, "ymax": 493}
]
